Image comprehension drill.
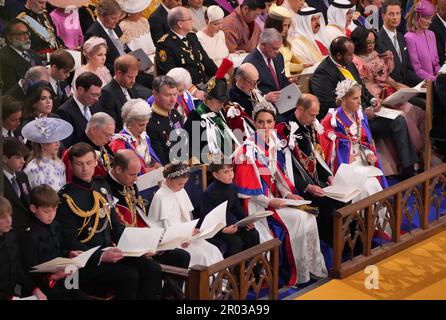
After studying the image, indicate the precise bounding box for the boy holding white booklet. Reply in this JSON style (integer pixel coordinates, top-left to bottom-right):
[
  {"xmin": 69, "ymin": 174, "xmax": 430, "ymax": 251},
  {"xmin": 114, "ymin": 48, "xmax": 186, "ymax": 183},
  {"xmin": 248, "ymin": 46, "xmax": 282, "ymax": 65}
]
[
  {"xmin": 19, "ymin": 185, "xmax": 90, "ymax": 300},
  {"xmin": 200, "ymin": 160, "xmax": 260, "ymax": 258}
]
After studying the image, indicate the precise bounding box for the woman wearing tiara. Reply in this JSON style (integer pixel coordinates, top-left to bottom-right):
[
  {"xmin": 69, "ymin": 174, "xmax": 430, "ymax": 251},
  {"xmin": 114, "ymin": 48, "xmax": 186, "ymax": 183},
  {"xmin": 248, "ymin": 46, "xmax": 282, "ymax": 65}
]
[
  {"xmin": 148, "ymin": 163, "xmax": 224, "ymax": 267},
  {"xmin": 319, "ymin": 79, "xmax": 388, "ymax": 200},
  {"xmin": 233, "ymin": 99, "xmax": 327, "ymax": 285},
  {"xmin": 109, "ymin": 99, "xmax": 161, "ymax": 175}
]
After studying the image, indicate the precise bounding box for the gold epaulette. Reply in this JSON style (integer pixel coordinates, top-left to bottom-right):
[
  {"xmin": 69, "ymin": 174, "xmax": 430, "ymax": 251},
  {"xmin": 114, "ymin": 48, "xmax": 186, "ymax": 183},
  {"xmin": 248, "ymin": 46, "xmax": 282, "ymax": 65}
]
[
  {"xmin": 157, "ymin": 33, "xmax": 169, "ymax": 43},
  {"xmin": 16, "ymin": 12, "xmax": 26, "ymax": 19}
]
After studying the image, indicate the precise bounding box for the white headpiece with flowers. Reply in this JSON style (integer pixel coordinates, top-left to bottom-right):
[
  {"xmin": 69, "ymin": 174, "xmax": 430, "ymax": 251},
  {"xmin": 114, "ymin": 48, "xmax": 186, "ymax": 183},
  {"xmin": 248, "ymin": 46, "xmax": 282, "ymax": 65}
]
[
  {"xmin": 252, "ymin": 100, "xmax": 277, "ymax": 120},
  {"xmin": 335, "ymin": 79, "xmax": 360, "ymax": 101}
]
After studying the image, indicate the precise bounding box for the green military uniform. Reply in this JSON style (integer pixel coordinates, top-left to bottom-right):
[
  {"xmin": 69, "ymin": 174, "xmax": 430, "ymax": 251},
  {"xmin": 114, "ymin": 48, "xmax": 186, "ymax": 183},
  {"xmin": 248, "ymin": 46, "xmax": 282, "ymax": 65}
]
[{"xmin": 155, "ymin": 31, "xmax": 217, "ymax": 86}]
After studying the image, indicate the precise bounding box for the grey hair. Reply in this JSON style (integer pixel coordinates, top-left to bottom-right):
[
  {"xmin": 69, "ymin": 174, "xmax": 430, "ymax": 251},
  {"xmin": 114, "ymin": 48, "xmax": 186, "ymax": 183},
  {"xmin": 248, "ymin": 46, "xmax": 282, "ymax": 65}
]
[
  {"xmin": 121, "ymin": 98, "xmax": 152, "ymax": 124},
  {"xmin": 86, "ymin": 112, "xmax": 115, "ymax": 130},
  {"xmin": 167, "ymin": 7, "xmax": 186, "ymax": 30},
  {"xmin": 152, "ymin": 75, "xmax": 178, "ymax": 93},
  {"xmin": 166, "ymin": 68, "xmax": 192, "ymax": 89},
  {"xmin": 24, "ymin": 66, "xmax": 49, "ymax": 81},
  {"xmin": 259, "ymin": 28, "xmax": 283, "ymax": 45}
]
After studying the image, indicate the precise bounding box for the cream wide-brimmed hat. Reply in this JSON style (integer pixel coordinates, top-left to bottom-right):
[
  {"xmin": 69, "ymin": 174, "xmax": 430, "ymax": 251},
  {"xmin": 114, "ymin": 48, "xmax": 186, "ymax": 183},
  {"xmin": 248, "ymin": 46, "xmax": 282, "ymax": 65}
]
[{"xmin": 117, "ymin": 0, "xmax": 151, "ymax": 14}]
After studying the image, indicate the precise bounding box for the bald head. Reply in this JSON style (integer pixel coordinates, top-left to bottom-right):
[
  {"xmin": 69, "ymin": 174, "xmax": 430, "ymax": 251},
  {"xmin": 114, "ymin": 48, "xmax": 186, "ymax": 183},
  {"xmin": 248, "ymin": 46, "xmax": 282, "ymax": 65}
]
[
  {"xmin": 295, "ymin": 94, "xmax": 320, "ymax": 125},
  {"xmin": 168, "ymin": 6, "xmax": 193, "ymax": 34},
  {"xmin": 235, "ymin": 63, "xmax": 259, "ymax": 93},
  {"xmin": 112, "ymin": 150, "xmax": 141, "ymax": 187}
]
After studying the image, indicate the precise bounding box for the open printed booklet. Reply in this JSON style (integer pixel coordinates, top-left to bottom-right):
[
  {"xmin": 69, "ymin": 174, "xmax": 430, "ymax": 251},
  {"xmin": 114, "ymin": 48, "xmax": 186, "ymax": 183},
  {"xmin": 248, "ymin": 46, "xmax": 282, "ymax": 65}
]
[
  {"xmin": 374, "ymin": 107, "xmax": 403, "ymax": 120},
  {"xmin": 113, "ymin": 227, "xmax": 164, "ymax": 257},
  {"xmin": 282, "ymin": 199, "xmax": 312, "ymax": 208},
  {"xmin": 193, "ymin": 201, "xmax": 227, "ymax": 240},
  {"xmin": 157, "ymin": 220, "xmax": 198, "ymax": 251},
  {"xmin": 276, "ymin": 83, "xmax": 302, "ymax": 114},
  {"xmin": 136, "ymin": 167, "xmax": 164, "ymax": 191},
  {"xmin": 382, "ymin": 81, "xmax": 426, "ymax": 106},
  {"xmin": 31, "ymin": 246, "xmax": 100, "ymax": 273},
  {"xmin": 235, "ymin": 211, "xmax": 273, "ymax": 227},
  {"xmin": 323, "ymin": 163, "xmax": 383, "ymax": 203}
]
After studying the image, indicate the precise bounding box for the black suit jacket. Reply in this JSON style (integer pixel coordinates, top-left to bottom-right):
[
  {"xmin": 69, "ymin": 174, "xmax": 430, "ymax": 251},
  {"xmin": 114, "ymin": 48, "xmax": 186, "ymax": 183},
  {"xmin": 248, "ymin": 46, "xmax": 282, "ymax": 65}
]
[
  {"xmin": 98, "ymin": 79, "xmax": 137, "ymax": 131},
  {"xmin": 3, "ymin": 171, "xmax": 32, "ymax": 234},
  {"xmin": 85, "ymin": 22, "xmax": 130, "ymax": 74},
  {"xmin": 56, "ymin": 97, "xmax": 96, "ymax": 148},
  {"xmin": 148, "ymin": 5, "xmax": 169, "ymax": 44},
  {"xmin": 430, "ymin": 15, "xmax": 446, "ymax": 65},
  {"xmin": 376, "ymin": 28, "xmax": 421, "ymax": 87},
  {"xmin": 50, "ymin": 79, "xmax": 71, "ymax": 110},
  {"xmin": 310, "ymin": 57, "xmax": 374, "ymax": 118},
  {"xmin": 243, "ymin": 48, "xmax": 289, "ymax": 95},
  {"xmin": 0, "ymin": 46, "xmax": 42, "ymax": 91},
  {"xmin": 4, "ymin": 83, "xmax": 26, "ymax": 102}
]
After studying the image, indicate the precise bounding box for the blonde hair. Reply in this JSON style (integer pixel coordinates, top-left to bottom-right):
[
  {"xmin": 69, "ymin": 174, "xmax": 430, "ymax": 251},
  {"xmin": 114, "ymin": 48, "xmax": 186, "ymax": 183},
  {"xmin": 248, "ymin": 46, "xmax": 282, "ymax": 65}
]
[
  {"xmin": 405, "ymin": 6, "xmax": 422, "ymax": 32},
  {"xmin": 0, "ymin": 196, "xmax": 12, "ymax": 218}
]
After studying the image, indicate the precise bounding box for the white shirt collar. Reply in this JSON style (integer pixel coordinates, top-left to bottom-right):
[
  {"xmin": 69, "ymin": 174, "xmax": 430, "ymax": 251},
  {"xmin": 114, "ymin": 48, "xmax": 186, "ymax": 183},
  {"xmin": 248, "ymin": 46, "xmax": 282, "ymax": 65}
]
[
  {"xmin": 98, "ymin": 17, "xmax": 117, "ymax": 37},
  {"xmin": 161, "ymin": 3, "xmax": 171, "ymax": 13},
  {"xmin": 3, "ymin": 169, "xmax": 15, "ymax": 182},
  {"xmin": 2, "ymin": 127, "xmax": 13, "ymax": 138},
  {"xmin": 438, "ymin": 14, "xmax": 446, "ymax": 28},
  {"xmin": 172, "ymin": 30, "xmax": 187, "ymax": 40},
  {"xmin": 330, "ymin": 55, "xmax": 344, "ymax": 68},
  {"xmin": 73, "ymin": 94, "xmax": 87, "ymax": 113},
  {"xmin": 9, "ymin": 45, "xmax": 24, "ymax": 57},
  {"xmin": 108, "ymin": 170, "xmax": 123, "ymax": 186},
  {"xmin": 383, "ymin": 25, "xmax": 397, "ymax": 40},
  {"xmin": 257, "ymin": 45, "xmax": 272, "ymax": 67},
  {"xmin": 49, "ymin": 76, "xmax": 58, "ymax": 93}
]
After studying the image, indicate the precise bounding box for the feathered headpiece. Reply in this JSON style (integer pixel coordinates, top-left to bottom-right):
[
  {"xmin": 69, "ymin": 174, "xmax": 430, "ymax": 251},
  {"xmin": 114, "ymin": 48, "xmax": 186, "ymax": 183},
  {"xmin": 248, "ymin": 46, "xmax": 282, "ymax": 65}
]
[
  {"xmin": 335, "ymin": 79, "xmax": 360, "ymax": 101},
  {"xmin": 206, "ymin": 58, "xmax": 233, "ymax": 103}
]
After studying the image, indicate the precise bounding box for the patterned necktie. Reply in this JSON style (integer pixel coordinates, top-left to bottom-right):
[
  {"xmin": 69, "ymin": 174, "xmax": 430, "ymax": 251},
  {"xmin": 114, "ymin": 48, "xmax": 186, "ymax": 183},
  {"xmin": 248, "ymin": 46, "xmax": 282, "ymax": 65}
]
[
  {"xmin": 268, "ymin": 58, "xmax": 280, "ymax": 90},
  {"xmin": 83, "ymin": 106, "xmax": 91, "ymax": 120},
  {"xmin": 11, "ymin": 176, "xmax": 21, "ymax": 198},
  {"xmin": 22, "ymin": 51, "xmax": 31, "ymax": 64}
]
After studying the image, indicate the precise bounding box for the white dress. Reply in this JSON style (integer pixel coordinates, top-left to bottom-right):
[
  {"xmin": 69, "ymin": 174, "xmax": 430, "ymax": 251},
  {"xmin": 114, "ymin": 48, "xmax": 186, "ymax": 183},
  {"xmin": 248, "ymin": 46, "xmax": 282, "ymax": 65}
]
[
  {"xmin": 148, "ymin": 184, "xmax": 224, "ymax": 268},
  {"xmin": 196, "ymin": 30, "xmax": 229, "ymax": 67},
  {"xmin": 24, "ymin": 157, "xmax": 66, "ymax": 191},
  {"xmin": 343, "ymin": 118, "xmax": 390, "ymax": 236},
  {"xmin": 236, "ymin": 137, "xmax": 328, "ymax": 284}
]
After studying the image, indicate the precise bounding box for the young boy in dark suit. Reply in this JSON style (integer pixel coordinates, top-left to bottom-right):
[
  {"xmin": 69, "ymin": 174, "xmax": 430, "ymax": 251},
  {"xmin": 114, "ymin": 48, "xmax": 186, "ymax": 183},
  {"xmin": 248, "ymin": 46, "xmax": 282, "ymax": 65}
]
[
  {"xmin": 2, "ymin": 137, "xmax": 32, "ymax": 234},
  {"xmin": 0, "ymin": 196, "xmax": 46, "ymax": 300},
  {"xmin": 20, "ymin": 185, "xmax": 90, "ymax": 300},
  {"xmin": 201, "ymin": 159, "xmax": 260, "ymax": 258}
]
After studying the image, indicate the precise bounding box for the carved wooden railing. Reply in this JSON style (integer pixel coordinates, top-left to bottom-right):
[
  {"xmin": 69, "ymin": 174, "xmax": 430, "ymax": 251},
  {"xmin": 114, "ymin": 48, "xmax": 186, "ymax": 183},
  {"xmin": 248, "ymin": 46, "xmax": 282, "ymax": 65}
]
[
  {"xmin": 161, "ymin": 238, "xmax": 280, "ymax": 300},
  {"xmin": 332, "ymin": 163, "xmax": 446, "ymax": 279}
]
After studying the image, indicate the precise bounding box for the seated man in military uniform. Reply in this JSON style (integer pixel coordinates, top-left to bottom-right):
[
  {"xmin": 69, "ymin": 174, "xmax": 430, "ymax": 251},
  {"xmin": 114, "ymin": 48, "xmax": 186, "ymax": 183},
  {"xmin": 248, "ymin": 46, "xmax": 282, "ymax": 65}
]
[
  {"xmin": 17, "ymin": 0, "xmax": 63, "ymax": 61},
  {"xmin": 155, "ymin": 6, "xmax": 217, "ymax": 87},
  {"xmin": 57, "ymin": 142, "xmax": 163, "ymax": 300},
  {"xmin": 107, "ymin": 149, "xmax": 190, "ymax": 297}
]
